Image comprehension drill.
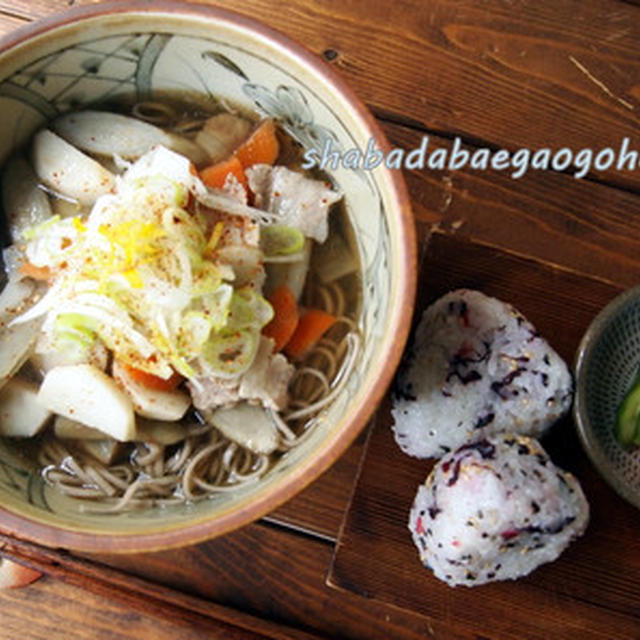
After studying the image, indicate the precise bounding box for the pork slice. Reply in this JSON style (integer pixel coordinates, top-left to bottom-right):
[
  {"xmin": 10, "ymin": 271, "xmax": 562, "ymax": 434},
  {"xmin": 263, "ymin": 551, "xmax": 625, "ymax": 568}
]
[
  {"xmin": 188, "ymin": 337, "xmax": 294, "ymax": 411},
  {"xmin": 246, "ymin": 165, "xmax": 341, "ymax": 243}
]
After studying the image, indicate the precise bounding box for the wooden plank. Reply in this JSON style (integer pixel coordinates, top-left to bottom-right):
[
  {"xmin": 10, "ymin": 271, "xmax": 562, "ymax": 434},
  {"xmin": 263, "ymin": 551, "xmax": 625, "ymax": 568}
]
[
  {"xmin": 0, "ymin": 9, "xmax": 26, "ymax": 35},
  {"xmin": 330, "ymin": 415, "xmax": 640, "ymax": 640},
  {"xmin": 2, "ymin": 233, "xmax": 636, "ymax": 640},
  {"xmin": 0, "ymin": 4, "xmax": 637, "ymax": 639},
  {"xmin": 381, "ymin": 120, "xmax": 640, "ymax": 288},
  {"xmin": 0, "ymin": 572, "xmax": 272, "ymax": 640},
  {"xmin": 1, "ymin": 534, "xmax": 323, "ymax": 640},
  {"xmin": 0, "ymin": 522, "xmax": 483, "ymax": 640},
  {"xmin": 1, "ymin": 5, "xmax": 639, "ymax": 286},
  {"xmin": 328, "ymin": 232, "xmax": 640, "ymax": 640},
  {"xmin": 2, "ymin": 0, "xmax": 640, "ymax": 189},
  {"xmin": 0, "ymin": 1, "xmax": 85, "ymax": 21}
]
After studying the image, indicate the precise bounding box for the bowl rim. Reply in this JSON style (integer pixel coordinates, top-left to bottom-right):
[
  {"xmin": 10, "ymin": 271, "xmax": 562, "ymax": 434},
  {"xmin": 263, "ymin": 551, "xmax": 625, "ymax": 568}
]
[
  {"xmin": 573, "ymin": 284, "xmax": 640, "ymax": 511},
  {"xmin": 0, "ymin": 0, "xmax": 417, "ymax": 552}
]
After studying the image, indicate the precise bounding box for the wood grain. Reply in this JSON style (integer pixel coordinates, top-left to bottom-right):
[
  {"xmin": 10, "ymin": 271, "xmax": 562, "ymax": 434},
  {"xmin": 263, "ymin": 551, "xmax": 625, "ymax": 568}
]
[
  {"xmin": 1, "ymin": 535, "xmax": 324, "ymax": 640},
  {"xmin": 330, "ymin": 413, "xmax": 640, "ymax": 640},
  {"xmin": 1, "ymin": 3, "xmax": 640, "ymax": 290},
  {"xmin": 1, "ymin": 522, "xmax": 483, "ymax": 640},
  {"xmin": 328, "ymin": 232, "xmax": 640, "ymax": 640},
  {"xmin": 0, "ymin": 575, "xmax": 280, "ymax": 640},
  {"xmin": 0, "ymin": 10, "xmax": 24, "ymax": 32},
  {"xmin": 0, "ymin": 2, "xmax": 638, "ymax": 639},
  {"xmin": 383, "ymin": 121, "xmax": 640, "ymax": 289},
  {"xmin": 2, "ymin": 0, "xmax": 640, "ymax": 190}
]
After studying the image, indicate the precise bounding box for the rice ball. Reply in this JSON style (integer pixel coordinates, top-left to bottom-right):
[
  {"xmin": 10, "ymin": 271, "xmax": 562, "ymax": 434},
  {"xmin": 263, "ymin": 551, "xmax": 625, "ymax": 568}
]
[
  {"xmin": 392, "ymin": 289, "xmax": 572, "ymax": 458},
  {"xmin": 409, "ymin": 434, "xmax": 589, "ymax": 587}
]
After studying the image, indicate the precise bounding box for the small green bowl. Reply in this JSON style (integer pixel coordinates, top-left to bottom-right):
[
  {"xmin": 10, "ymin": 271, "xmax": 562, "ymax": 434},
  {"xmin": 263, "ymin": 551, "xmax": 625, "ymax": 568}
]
[{"xmin": 574, "ymin": 285, "xmax": 640, "ymax": 511}]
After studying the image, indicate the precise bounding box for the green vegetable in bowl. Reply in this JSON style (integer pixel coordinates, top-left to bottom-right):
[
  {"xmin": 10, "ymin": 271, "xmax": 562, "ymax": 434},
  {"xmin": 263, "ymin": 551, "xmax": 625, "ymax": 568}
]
[
  {"xmin": 260, "ymin": 225, "xmax": 304, "ymax": 256},
  {"xmin": 614, "ymin": 374, "xmax": 640, "ymax": 448}
]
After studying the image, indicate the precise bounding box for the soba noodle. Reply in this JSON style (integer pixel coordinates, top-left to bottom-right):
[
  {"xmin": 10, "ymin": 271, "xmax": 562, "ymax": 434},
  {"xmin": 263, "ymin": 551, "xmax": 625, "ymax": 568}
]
[
  {"xmin": 2, "ymin": 95, "xmax": 362, "ymax": 512},
  {"xmin": 39, "ymin": 279, "xmax": 360, "ymax": 513}
]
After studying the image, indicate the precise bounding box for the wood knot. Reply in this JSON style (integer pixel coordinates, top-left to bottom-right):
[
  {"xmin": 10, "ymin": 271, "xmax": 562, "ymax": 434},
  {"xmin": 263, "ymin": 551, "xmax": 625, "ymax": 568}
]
[{"xmin": 323, "ymin": 49, "xmax": 339, "ymax": 62}]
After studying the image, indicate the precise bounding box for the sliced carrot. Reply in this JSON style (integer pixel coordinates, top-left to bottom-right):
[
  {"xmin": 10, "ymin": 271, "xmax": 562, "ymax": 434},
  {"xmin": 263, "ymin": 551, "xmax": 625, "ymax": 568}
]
[
  {"xmin": 200, "ymin": 155, "xmax": 247, "ymax": 189},
  {"xmin": 283, "ymin": 309, "xmax": 337, "ymax": 359},
  {"xmin": 19, "ymin": 262, "xmax": 52, "ymax": 281},
  {"xmin": 263, "ymin": 285, "xmax": 299, "ymax": 352},
  {"xmin": 234, "ymin": 119, "xmax": 279, "ymax": 168},
  {"xmin": 119, "ymin": 362, "xmax": 184, "ymax": 392}
]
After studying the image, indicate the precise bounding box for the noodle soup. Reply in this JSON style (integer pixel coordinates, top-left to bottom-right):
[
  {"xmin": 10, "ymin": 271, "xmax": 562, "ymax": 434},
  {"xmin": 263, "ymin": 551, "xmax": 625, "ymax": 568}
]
[{"xmin": 0, "ymin": 93, "xmax": 362, "ymax": 513}]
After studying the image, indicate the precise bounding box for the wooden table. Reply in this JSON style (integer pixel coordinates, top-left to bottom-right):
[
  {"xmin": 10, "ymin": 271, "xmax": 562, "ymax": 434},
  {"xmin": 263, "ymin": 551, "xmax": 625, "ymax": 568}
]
[{"xmin": 2, "ymin": 1, "xmax": 640, "ymax": 638}]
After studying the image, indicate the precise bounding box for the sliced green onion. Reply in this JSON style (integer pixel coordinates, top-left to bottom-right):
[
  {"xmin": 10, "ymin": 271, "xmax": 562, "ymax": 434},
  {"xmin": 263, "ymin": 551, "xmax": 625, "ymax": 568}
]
[
  {"xmin": 201, "ymin": 329, "xmax": 258, "ymax": 378},
  {"xmin": 52, "ymin": 313, "xmax": 99, "ymax": 359},
  {"xmin": 21, "ymin": 215, "xmax": 61, "ymax": 241},
  {"xmin": 177, "ymin": 311, "xmax": 214, "ymax": 356},
  {"xmin": 260, "ymin": 225, "xmax": 304, "ymax": 256},
  {"xmin": 227, "ymin": 288, "xmax": 273, "ymax": 331},
  {"xmin": 55, "ymin": 312, "xmax": 99, "ymax": 334}
]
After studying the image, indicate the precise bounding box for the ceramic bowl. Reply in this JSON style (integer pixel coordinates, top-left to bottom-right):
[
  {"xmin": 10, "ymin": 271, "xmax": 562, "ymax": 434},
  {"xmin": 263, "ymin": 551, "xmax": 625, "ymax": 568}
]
[
  {"xmin": 574, "ymin": 285, "xmax": 640, "ymax": 511},
  {"xmin": 0, "ymin": 1, "xmax": 416, "ymax": 551}
]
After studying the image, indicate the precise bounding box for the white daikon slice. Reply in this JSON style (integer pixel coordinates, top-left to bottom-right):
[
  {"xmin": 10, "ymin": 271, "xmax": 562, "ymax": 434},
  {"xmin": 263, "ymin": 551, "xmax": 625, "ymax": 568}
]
[
  {"xmin": 53, "ymin": 110, "xmax": 168, "ymax": 159},
  {"xmin": 205, "ymin": 403, "xmax": 278, "ymax": 455},
  {"xmin": 112, "ymin": 361, "xmax": 190, "ymax": 422},
  {"xmin": 32, "ymin": 130, "xmax": 115, "ymax": 205},
  {"xmin": 137, "ymin": 418, "xmax": 188, "ymax": 446},
  {"xmin": 37, "ymin": 364, "xmax": 135, "ymax": 441},
  {"xmin": 1, "ymin": 155, "xmax": 52, "ymax": 242},
  {"xmin": 0, "ymin": 278, "xmax": 42, "ymax": 391},
  {"xmin": 0, "ymin": 378, "xmax": 51, "ymax": 438},
  {"xmin": 77, "ymin": 439, "xmax": 122, "ymax": 465},
  {"xmin": 31, "ymin": 339, "xmax": 108, "ymax": 375},
  {"xmin": 53, "ymin": 415, "xmax": 104, "ymax": 440},
  {"xmin": 53, "ymin": 110, "xmax": 208, "ymax": 165}
]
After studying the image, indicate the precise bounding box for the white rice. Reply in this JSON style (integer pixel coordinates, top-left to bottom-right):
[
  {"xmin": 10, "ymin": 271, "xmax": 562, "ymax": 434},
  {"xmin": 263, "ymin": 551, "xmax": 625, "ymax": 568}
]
[
  {"xmin": 392, "ymin": 289, "xmax": 572, "ymax": 458},
  {"xmin": 409, "ymin": 434, "xmax": 589, "ymax": 587}
]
